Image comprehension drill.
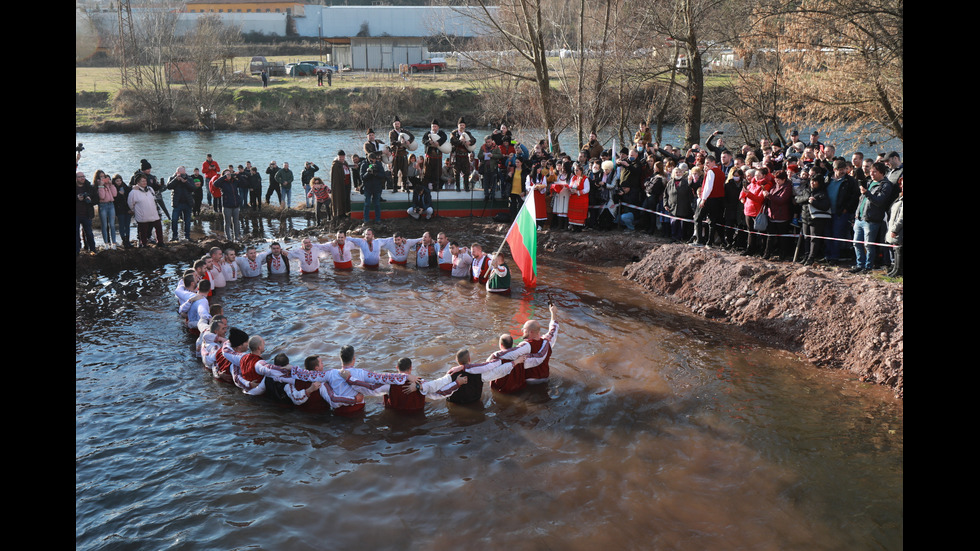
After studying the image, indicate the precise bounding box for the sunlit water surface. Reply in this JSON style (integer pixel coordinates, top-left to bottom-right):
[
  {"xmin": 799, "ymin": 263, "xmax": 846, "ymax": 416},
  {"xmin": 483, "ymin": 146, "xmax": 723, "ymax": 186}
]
[{"xmin": 76, "ymin": 257, "xmax": 902, "ymax": 551}]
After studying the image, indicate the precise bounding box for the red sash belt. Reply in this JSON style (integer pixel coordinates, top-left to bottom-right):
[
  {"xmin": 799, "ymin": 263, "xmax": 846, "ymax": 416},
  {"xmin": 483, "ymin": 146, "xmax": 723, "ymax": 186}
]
[{"xmin": 333, "ymin": 403, "xmax": 365, "ymax": 416}]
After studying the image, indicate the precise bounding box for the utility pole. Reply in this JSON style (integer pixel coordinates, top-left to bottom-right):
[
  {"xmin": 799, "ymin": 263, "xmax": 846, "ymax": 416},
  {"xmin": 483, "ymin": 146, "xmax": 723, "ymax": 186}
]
[{"xmin": 117, "ymin": 0, "xmax": 141, "ymax": 86}]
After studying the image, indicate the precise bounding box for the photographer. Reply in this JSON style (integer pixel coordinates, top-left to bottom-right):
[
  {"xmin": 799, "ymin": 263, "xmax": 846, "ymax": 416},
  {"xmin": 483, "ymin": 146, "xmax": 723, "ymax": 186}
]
[
  {"xmin": 614, "ymin": 148, "xmax": 644, "ymax": 231},
  {"xmin": 167, "ymin": 167, "xmax": 196, "ymax": 241},
  {"xmin": 274, "ymin": 162, "xmax": 294, "ymax": 209},
  {"xmin": 76, "ymin": 170, "xmax": 97, "ymax": 255},
  {"xmin": 408, "ymin": 179, "xmax": 433, "ymax": 220},
  {"xmin": 360, "ymin": 151, "xmax": 388, "ymax": 223},
  {"xmin": 265, "ymin": 161, "xmax": 282, "ymax": 206}
]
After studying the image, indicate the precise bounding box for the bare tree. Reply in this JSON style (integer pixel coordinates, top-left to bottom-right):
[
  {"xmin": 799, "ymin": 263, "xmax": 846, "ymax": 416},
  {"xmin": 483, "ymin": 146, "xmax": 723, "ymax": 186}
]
[
  {"xmin": 115, "ymin": 7, "xmax": 182, "ymax": 130},
  {"xmin": 180, "ymin": 15, "xmax": 242, "ymax": 131},
  {"xmin": 766, "ymin": 0, "xmax": 903, "ymax": 144},
  {"xmin": 718, "ymin": 9, "xmax": 792, "ymax": 147},
  {"xmin": 445, "ymin": 0, "xmax": 560, "ymax": 138},
  {"xmin": 642, "ymin": 0, "xmax": 733, "ymax": 147}
]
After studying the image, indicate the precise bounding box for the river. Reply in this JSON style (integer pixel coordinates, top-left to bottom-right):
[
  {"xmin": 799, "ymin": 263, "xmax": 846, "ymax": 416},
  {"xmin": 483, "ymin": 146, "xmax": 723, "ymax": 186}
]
[
  {"xmin": 75, "ymin": 253, "xmax": 903, "ymax": 550},
  {"xmin": 74, "ymin": 126, "xmax": 902, "ymax": 212},
  {"xmin": 76, "ymin": 129, "xmax": 902, "ymax": 550}
]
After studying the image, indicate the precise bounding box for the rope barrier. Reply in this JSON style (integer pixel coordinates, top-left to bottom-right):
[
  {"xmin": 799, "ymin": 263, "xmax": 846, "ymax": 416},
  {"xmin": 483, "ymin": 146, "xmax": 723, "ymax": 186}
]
[{"xmin": 581, "ymin": 201, "xmax": 898, "ymax": 249}]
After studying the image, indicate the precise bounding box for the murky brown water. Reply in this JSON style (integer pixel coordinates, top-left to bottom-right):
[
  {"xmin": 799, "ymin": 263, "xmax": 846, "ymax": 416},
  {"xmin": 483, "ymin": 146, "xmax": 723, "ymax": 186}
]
[{"xmin": 76, "ymin": 255, "xmax": 902, "ymax": 550}]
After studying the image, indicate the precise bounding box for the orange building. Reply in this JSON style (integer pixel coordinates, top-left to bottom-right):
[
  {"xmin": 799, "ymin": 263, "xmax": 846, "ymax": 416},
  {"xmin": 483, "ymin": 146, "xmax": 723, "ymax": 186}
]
[{"xmin": 183, "ymin": 1, "xmax": 304, "ymax": 16}]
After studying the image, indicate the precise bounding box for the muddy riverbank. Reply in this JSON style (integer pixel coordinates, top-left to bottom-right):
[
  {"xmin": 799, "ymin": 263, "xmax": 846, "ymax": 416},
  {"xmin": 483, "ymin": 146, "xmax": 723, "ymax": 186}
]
[{"xmin": 75, "ymin": 210, "xmax": 903, "ymax": 399}]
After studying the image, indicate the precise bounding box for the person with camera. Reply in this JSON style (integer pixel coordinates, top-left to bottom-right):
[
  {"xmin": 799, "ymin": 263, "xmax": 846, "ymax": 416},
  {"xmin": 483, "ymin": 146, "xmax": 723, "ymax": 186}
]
[
  {"xmin": 614, "ymin": 148, "xmax": 644, "ymax": 231},
  {"xmin": 360, "ymin": 151, "xmax": 388, "ymax": 223},
  {"xmin": 274, "ymin": 162, "xmax": 295, "ymax": 209},
  {"xmin": 76, "ymin": 170, "xmax": 97, "ymax": 255},
  {"xmin": 214, "ymin": 169, "xmax": 243, "ymax": 241},
  {"xmin": 704, "ymin": 130, "xmax": 728, "ymax": 159},
  {"xmin": 849, "ymin": 161, "xmax": 893, "ymax": 273},
  {"xmin": 408, "ymin": 179, "xmax": 434, "ymax": 221},
  {"xmin": 265, "ymin": 161, "xmax": 282, "ymax": 206},
  {"xmin": 167, "ymin": 166, "xmax": 196, "ymax": 242}
]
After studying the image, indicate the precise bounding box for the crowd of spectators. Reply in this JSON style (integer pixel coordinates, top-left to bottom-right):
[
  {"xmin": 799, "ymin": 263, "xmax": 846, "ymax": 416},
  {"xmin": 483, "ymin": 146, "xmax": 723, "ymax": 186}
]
[
  {"xmin": 74, "ymin": 125, "xmax": 903, "ymax": 278},
  {"xmin": 462, "ymin": 126, "xmax": 903, "ymax": 277}
]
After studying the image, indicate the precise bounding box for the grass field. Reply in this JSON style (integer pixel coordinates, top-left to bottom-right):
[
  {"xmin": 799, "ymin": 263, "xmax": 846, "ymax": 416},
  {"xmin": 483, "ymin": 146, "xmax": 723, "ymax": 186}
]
[
  {"xmin": 77, "ymin": 53, "xmax": 733, "ymax": 96},
  {"xmin": 76, "ymin": 55, "xmax": 485, "ymax": 96}
]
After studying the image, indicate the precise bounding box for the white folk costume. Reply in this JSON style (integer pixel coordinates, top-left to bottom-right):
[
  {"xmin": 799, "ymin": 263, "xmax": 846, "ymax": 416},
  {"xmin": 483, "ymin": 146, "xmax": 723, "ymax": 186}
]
[
  {"xmin": 208, "ymin": 261, "xmax": 227, "ymax": 289},
  {"xmin": 376, "ymin": 237, "xmax": 422, "ymax": 266},
  {"xmin": 200, "ymin": 331, "xmax": 222, "ymax": 370},
  {"xmin": 486, "ymin": 263, "xmax": 511, "ymax": 294},
  {"xmin": 491, "ymin": 319, "xmax": 559, "ymax": 384},
  {"xmin": 235, "ymin": 256, "xmax": 264, "ymax": 278},
  {"xmin": 343, "ymin": 369, "xmax": 463, "ymax": 403},
  {"xmin": 435, "ymin": 242, "xmax": 454, "ymax": 272},
  {"xmin": 471, "ymin": 253, "xmax": 491, "ymax": 284},
  {"xmin": 451, "ymin": 248, "xmax": 473, "ymax": 278},
  {"xmin": 287, "ymin": 243, "xmax": 331, "ymax": 273},
  {"xmin": 291, "ymin": 367, "xmax": 366, "ymax": 414},
  {"xmin": 552, "ymin": 174, "xmax": 571, "ymax": 220},
  {"xmin": 220, "ymin": 258, "xmax": 239, "ymax": 281},
  {"xmin": 255, "ymin": 250, "xmax": 290, "ymax": 275},
  {"xmin": 209, "ymin": 341, "xmax": 236, "ymax": 383},
  {"xmin": 174, "ymin": 280, "xmax": 196, "ymax": 309},
  {"xmin": 346, "ymin": 236, "xmax": 385, "ymax": 268},
  {"xmin": 416, "ymin": 240, "xmax": 436, "ymax": 268},
  {"xmin": 231, "ymin": 353, "xmax": 294, "ymax": 396},
  {"xmin": 323, "ymin": 240, "xmax": 355, "ymax": 270}
]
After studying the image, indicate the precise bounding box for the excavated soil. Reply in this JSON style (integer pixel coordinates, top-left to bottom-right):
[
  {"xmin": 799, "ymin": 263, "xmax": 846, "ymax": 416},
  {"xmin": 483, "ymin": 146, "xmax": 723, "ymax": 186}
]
[
  {"xmin": 76, "ymin": 210, "xmax": 903, "ymax": 398},
  {"xmin": 623, "ymin": 244, "xmax": 903, "ymax": 398}
]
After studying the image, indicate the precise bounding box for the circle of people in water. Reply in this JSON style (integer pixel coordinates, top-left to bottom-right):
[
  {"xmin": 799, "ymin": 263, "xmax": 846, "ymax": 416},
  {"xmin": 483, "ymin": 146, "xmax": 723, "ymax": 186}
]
[{"xmin": 180, "ymin": 238, "xmax": 559, "ymax": 416}]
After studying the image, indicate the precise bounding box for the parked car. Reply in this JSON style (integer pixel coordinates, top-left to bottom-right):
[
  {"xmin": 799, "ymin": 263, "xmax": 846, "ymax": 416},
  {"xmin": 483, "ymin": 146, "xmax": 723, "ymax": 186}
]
[
  {"xmin": 410, "ymin": 58, "xmax": 447, "ymax": 73},
  {"xmin": 249, "ymin": 56, "xmax": 286, "ymax": 76},
  {"xmin": 286, "ymin": 63, "xmax": 317, "ymax": 77},
  {"xmin": 300, "ymin": 60, "xmax": 340, "ymax": 74}
]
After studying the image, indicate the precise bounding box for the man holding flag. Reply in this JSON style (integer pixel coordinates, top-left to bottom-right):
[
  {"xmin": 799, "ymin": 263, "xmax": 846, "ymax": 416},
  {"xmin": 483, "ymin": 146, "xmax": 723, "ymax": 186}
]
[{"xmin": 488, "ymin": 302, "xmax": 559, "ymax": 386}]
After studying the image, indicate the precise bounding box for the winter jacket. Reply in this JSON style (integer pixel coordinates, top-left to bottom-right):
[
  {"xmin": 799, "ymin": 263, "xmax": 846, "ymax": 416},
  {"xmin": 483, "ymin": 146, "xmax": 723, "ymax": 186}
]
[
  {"xmin": 886, "ymin": 196, "xmax": 903, "ymax": 245},
  {"xmin": 856, "ymin": 178, "xmax": 894, "ymax": 224}
]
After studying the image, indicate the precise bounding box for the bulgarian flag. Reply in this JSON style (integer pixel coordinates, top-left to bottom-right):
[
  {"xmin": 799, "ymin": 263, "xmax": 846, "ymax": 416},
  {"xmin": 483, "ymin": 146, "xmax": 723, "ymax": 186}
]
[{"xmin": 503, "ymin": 195, "xmax": 538, "ymax": 288}]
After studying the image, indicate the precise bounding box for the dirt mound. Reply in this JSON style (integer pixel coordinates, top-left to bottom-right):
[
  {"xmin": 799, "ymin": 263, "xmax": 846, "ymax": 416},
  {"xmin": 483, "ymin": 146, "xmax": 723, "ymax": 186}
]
[{"xmin": 623, "ymin": 244, "xmax": 903, "ymax": 398}]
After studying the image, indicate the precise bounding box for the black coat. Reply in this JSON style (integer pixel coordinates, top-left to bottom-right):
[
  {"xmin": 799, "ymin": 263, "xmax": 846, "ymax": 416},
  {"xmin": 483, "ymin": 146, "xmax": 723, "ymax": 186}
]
[
  {"xmin": 76, "ymin": 180, "xmax": 96, "ymax": 218},
  {"xmin": 831, "ymin": 174, "xmax": 860, "ymax": 215},
  {"xmin": 167, "ymin": 173, "xmax": 197, "ymax": 207}
]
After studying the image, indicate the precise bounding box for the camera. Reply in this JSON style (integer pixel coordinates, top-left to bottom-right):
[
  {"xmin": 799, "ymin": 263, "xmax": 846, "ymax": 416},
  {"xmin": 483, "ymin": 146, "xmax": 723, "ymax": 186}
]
[{"xmin": 76, "ymin": 143, "xmax": 85, "ymax": 153}]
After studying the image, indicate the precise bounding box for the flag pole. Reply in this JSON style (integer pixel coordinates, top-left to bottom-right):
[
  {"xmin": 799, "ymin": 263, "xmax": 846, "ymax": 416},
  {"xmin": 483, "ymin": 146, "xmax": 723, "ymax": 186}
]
[{"xmin": 494, "ymin": 196, "xmax": 525, "ymax": 257}]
